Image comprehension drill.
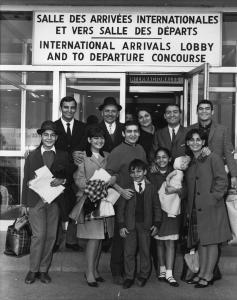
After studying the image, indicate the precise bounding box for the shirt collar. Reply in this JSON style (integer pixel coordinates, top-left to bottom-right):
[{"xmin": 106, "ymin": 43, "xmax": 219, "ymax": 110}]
[
  {"xmin": 168, "ymin": 124, "xmax": 180, "ymax": 135},
  {"xmin": 61, "ymin": 117, "xmax": 74, "ymax": 132},
  {"xmin": 41, "ymin": 145, "xmax": 56, "ymax": 155},
  {"xmin": 134, "ymin": 180, "xmax": 145, "ymax": 193},
  {"xmin": 105, "ymin": 122, "xmax": 116, "ymax": 134}
]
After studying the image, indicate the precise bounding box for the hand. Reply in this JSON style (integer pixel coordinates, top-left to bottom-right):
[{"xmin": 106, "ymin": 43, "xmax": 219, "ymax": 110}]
[
  {"xmin": 72, "ymin": 151, "xmax": 85, "ymax": 164},
  {"xmin": 150, "ymin": 163, "xmax": 159, "ymax": 173},
  {"xmin": 21, "ymin": 206, "xmax": 29, "ymax": 216},
  {"xmin": 107, "ymin": 175, "xmax": 116, "ymax": 187},
  {"xmin": 231, "ymin": 176, "xmax": 237, "ymax": 189},
  {"xmin": 165, "ymin": 185, "xmax": 179, "ymax": 195},
  {"xmin": 150, "ymin": 225, "xmax": 158, "ymax": 237},
  {"xmin": 120, "ymin": 228, "xmax": 129, "ymax": 238},
  {"xmin": 50, "ymin": 178, "xmax": 65, "ymax": 187},
  {"xmin": 121, "ymin": 188, "xmax": 134, "ymax": 200},
  {"xmin": 200, "ymin": 147, "xmax": 211, "ymax": 157}
]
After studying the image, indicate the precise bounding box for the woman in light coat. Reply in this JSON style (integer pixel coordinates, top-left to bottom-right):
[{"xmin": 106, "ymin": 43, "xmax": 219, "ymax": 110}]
[{"xmin": 185, "ymin": 128, "xmax": 232, "ymax": 288}]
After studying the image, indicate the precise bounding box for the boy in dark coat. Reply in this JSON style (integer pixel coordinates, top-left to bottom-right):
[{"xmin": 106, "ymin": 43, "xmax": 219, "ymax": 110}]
[{"xmin": 117, "ymin": 159, "xmax": 162, "ymax": 289}]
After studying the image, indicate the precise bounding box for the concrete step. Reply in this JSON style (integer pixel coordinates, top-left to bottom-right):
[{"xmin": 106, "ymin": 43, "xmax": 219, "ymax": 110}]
[{"xmin": 1, "ymin": 232, "xmax": 237, "ymax": 274}]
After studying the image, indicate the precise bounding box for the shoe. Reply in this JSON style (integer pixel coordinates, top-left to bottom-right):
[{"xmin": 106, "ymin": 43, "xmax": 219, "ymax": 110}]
[
  {"xmin": 136, "ymin": 277, "xmax": 147, "ymax": 287},
  {"xmin": 213, "ymin": 266, "xmax": 222, "ymax": 281},
  {"xmin": 113, "ymin": 275, "xmax": 124, "ymax": 285},
  {"xmin": 39, "ymin": 272, "xmax": 51, "ymax": 284},
  {"xmin": 65, "ymin": 243, "xmax": 83, "ymax": 251},
  {"xmin": 123, "ymin": 279, "xmax": 134, "ymax": 289},
  {"xmin": 166, "ymin": 276, "xmax": 179, "ymax": 287},
  {"xmin": 195, "ymin": 278, "xmax": 214, "ymax": 288},
  {"xmin": 95, "ymin": 276, "xmax": 105, "ymax": 282},
  {"xmin": 84, "ymin": 274, "xmax": 98, "ymax": 287},
  {"xmin": 25, "ymin": 271, "xmax": 36, "ymax": 284},
  {"xmin": 187, "ymin": 275, "xmax": 201, "ymax": 284},
  {"xmin": 157, "ymin": 272, "xmax": 166, "ymax": 282}
]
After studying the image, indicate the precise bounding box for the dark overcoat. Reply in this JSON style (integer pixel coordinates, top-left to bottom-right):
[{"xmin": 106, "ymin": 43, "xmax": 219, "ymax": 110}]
[{"xmin": 185, "ymin": 152, "xmax": 232, "ymax": 245}]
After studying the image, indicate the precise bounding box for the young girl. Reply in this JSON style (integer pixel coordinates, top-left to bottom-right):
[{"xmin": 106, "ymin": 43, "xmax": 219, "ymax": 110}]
[{"xmin": 149, "ymin": 148, "xmax": 183, "ymax": 287}]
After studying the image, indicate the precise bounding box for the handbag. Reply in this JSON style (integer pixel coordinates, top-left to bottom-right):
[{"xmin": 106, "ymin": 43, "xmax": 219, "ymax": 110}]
[
  {"xmin": 4, "ymin": 219, "xmax": 32, "ymax": 257},
  {"xmin": 226, "ymin": 189, "xmax": 237, "ymax": 244},
  {"xmin": 85, "ymin": 199, "xmax": 115, "ymax": 221},
  {"xmin": 184, "ymin": 251, "xmax": 199, "ymax": 274}
]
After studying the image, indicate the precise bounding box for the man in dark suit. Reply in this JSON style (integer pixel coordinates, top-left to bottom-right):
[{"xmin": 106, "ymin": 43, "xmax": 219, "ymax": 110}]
[
  {"xmin": 189, "ymin": 99, "xmax": 237, "ymax": 189},
  {"xmin": 150, "ymin": 104, "xmax": 188, "ymax": 161},
  {"xmin": 22, "ymin": 121, "xmax": 71, "ymax": 284},
  {"xmin": 54, "ymin": 96, "xmax": 86, "ymax": 251},
  {"xmin": 98, "ymin": 97, "xmax": 124, "ymax": 152}
]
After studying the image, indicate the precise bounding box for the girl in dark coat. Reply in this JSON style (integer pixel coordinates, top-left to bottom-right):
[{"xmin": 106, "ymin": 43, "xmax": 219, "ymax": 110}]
[
  {"xmin": 185, "ymin": 128, "xmax": 232, "ymax": 288},
  {"xmin": 149, "ymin": 148, "xmax": 182, "ymax": 287}
]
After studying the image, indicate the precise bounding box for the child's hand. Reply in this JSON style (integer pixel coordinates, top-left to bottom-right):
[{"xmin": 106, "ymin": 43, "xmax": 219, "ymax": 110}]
[
  {"xmin": 50, "ymin": 178, "xmax": 65, "ymax": 187},
  {"xmin": 120, "ymin": 228, "xmax": 129, "ymax": 238},
  {"xmin": 72, "ymin": 151, "xmax": 85, "ymax": 164},
  {"xmin": 121, "ymin": 188, "xmax": 134, "ymax": 200},
  {"xmin": 149, "ymin": 162, "xmax": 160, "ymax": 173},
  {"xmin": 150, "ymin": 225, "xmax": 158, "ymax": 237}
]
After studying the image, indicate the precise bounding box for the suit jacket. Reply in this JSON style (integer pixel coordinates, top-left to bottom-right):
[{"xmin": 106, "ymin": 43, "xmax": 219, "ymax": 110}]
[
  {"xmin": 150, "ymin": 125, "xmax": 188, "ymax": 161},
  {"xmin": 99, "ymin": 121, "xmax": 124, "ymax": 153},
  {"xmin": 22, "ymin": 147, "xmax": 71, "ymax": 209},
  {"xmin": 189, "ymin": 122, "xmax": 237, "ymax": 177},
  {"xmin": 54, "ymin": 118, "xmax": 86, "ymax": 155},
  {"xmin": 117, "ymin": 182, "xmax": 162, "ymax": 231}
]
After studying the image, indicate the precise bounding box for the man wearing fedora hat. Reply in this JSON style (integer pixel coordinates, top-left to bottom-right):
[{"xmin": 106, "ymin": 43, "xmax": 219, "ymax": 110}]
[
  {"xmin": 98, "ymin": 97, "xmax": 124, "ymax": 152},
  {"xmin": 22, "ymin": 121, "xmax": 71, "ymax": 284}
]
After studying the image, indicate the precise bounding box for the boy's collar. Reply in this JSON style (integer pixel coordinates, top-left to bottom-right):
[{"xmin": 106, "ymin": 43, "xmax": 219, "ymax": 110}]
[{"xmin": 41, "ymin": 145, "xmax": 56, "ymax": 154}]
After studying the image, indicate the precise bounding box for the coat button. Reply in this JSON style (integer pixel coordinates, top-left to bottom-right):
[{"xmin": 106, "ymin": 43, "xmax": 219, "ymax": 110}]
[
  {"xmin": 197, "ymin": 192, "xmax": 200, "ymax": 195},
  {"xmin": 198, "ymin": 208, "xmax": 202, "ymax": 212}
]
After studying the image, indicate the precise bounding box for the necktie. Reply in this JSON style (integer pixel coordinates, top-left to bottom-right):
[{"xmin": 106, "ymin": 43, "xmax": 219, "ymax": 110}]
[
  {"xmin": 66, "ymin": 122, "xmax": 71, "ymax": 140},
  {"xmin": 138, "ymin": 183, "xmax": 143, "ymax": 193},
  {"xmin": 43, "ymin": 150, "xmax": 55, "ymax": 169},
  {"xmin": 108, "ymin": 124, "xmax": 113, "ymax": 134},
  {"xmin": 171, "ymin": 128, "xmax": 176, "ymax": 143}
]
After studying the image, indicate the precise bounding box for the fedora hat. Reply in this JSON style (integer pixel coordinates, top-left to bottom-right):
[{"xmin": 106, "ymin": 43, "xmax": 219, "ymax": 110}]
[
  {"xmin": 98, "ymin": 97, "xmax": 122, "ymax": 111},
  {"xmin": 37, "ymin": 120, "xmax": 60, "ymax": 135}
]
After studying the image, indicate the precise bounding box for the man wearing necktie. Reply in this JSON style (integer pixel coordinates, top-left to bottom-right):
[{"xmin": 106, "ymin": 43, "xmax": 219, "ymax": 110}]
[
  {"xmin": 21, "ymin": 121, "xmax": 70, "ymax": 284},
  {"xmin": 54, "ymin": 96, "xmax": 86, "ymax": 252}
]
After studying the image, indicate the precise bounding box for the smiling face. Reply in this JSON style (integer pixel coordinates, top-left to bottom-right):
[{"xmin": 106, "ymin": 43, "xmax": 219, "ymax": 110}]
[
  {"xmin": 123, "ymin": 125, "xmax": 140, "ymax": 145},
  {"xmin": 186, "ymin": 133, "xmax": 205, "ymax": 154},
  {"xmin": 137, "ymin": 110, "xmax": 152, "ymax": 128},
  {"xmin": 101, "ymin": 104, "xmax": 119, "ymax": 124},
  {"xmin": 88, "ymin": 136, "xmax": 105, "ymax": 153},
  {"xmin": 130, "ymin": 167, "xmax": 147, "ymax": 183},
  {"xmin": 197, "ymin": 103, "xmax": 213, "ymax": 123},
  {"xmin": 41, "ymin": 130, "xmax": 58, "ymax": 150},
  {"xmin": 164, "ymin": 105, "xmax": 181, "ymax": 127},
  {"xmin": 155, "ymin": 150, "xmax": 170, "ymax": 170},
  {"xmin": 61, "ymin": 101, "xmax": 77, "ymax": 122}
]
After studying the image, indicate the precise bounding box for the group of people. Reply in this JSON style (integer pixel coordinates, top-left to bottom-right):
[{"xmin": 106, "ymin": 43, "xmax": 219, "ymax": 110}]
[{"xmin": 21, "ymin": 96, "xmax": 236, "ymax": 290}]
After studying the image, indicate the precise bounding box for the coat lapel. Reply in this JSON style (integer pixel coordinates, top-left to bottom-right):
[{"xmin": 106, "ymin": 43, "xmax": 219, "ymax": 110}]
[
  {"xmin": 208, "ymin": 123, "xmax": 216, "ymax": 143},
  {"xmin": 163, "ymin": 127, "xmax": 172, "ymax": 149}
]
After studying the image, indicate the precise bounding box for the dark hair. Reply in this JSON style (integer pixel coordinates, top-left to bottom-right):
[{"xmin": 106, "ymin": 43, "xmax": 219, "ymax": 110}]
[
  {"xmin": 60, "ymin": 96, "xmax": 77, "ymax": 108},
  {"xmin": 154, "ymin": 147, "xmax": 171, "ymax": 159},
  {"xmin": 165, "ymin": 104, "xmax": 181, "ymax": 113},
  {"xmin": 136, "ymin": 107, "xmax": 152, "ymax": 117},
  {"xmin": 129, "ymin": 159, "xmax": 147, "ymax": 172},
  {"xmin": 86, "ymin": 114, "xmax": 99, "ymax": 125},
  {"xmin": 197, "ymin": 99, "xmax": 213, "ymax": 111},
  {"xmin": 85, "ymin": 125, "xmax": 105, "ymax": 157},
  {"xmin": 185, "ymin": 128, "xmax": 208, "ymax": 157},
  {"xmin": 123, "ymin": 120, "xmax": 140, "ymax": 131}
]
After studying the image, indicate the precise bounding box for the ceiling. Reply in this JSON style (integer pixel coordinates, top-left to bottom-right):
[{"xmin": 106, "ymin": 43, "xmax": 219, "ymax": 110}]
[{"xmin": 1, "ymin": 0, "xmax": 237, "ymax": 7}]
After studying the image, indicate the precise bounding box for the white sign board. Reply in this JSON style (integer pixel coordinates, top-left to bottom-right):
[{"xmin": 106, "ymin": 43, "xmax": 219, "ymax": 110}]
[{"xmin": 33, "ymin": 11, "xmax": 221, "ymax": 67}]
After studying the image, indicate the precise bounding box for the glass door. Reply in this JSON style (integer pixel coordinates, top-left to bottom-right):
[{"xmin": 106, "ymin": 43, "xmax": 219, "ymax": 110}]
[
  {"xmin": 60, "ymin": 73, "xmax": 126, "ymax": 123},
  {"xmin": 183, "ymin": 63, "xmax": 209, "ymax": 126}
]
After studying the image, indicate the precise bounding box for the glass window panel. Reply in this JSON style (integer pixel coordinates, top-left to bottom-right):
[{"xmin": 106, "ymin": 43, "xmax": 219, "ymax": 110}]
[
  {"xmin": 26, "ymin": 90, "xmax": 52, "ymax": 150},
  {"xmin": 66, "ymin": 77, "xmax": 120, "ymax": 123},
  {"xmin": 210, "ymin": 73, "xmax": 235, "ymax": 87},
  {"xmin": 209, "ymin": 92, "xmax": 235, "ymax": 146},
  {"xmin": 26, "ymin": 72, "xmax": 53, "ymax": 85},
  {"xmin": 222, "ymin": 14, "xmax": 237, "ymax": 67},
  {"xmin": 0, "ymin": 11, "xmax": 33, "ymax": 65},
  {"xmin": 0, "ymin": 157, "xmax": 21, "ymax": 219},
  {"xmin": 0, "ymin": 89, "xmax": 21, "ymax": 150}
]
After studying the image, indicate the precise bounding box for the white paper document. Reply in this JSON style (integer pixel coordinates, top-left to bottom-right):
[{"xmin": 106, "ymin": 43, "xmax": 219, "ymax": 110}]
[
  {"xmin": 106, "ymin": 188, "xmax": 120, "ymax": 205},
  {"xmin": 90, "ymin": 168, "xmax": 111, "ymax": 183},
  {"xmin": 29, "ymin": 166, "xmax": 65, "ymax": 204}
]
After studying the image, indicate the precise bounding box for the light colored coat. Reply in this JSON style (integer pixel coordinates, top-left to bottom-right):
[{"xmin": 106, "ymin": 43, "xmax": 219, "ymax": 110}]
[{"xmin": 73, "ymin": 152, "xmax": 114, "ymax": 239}]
